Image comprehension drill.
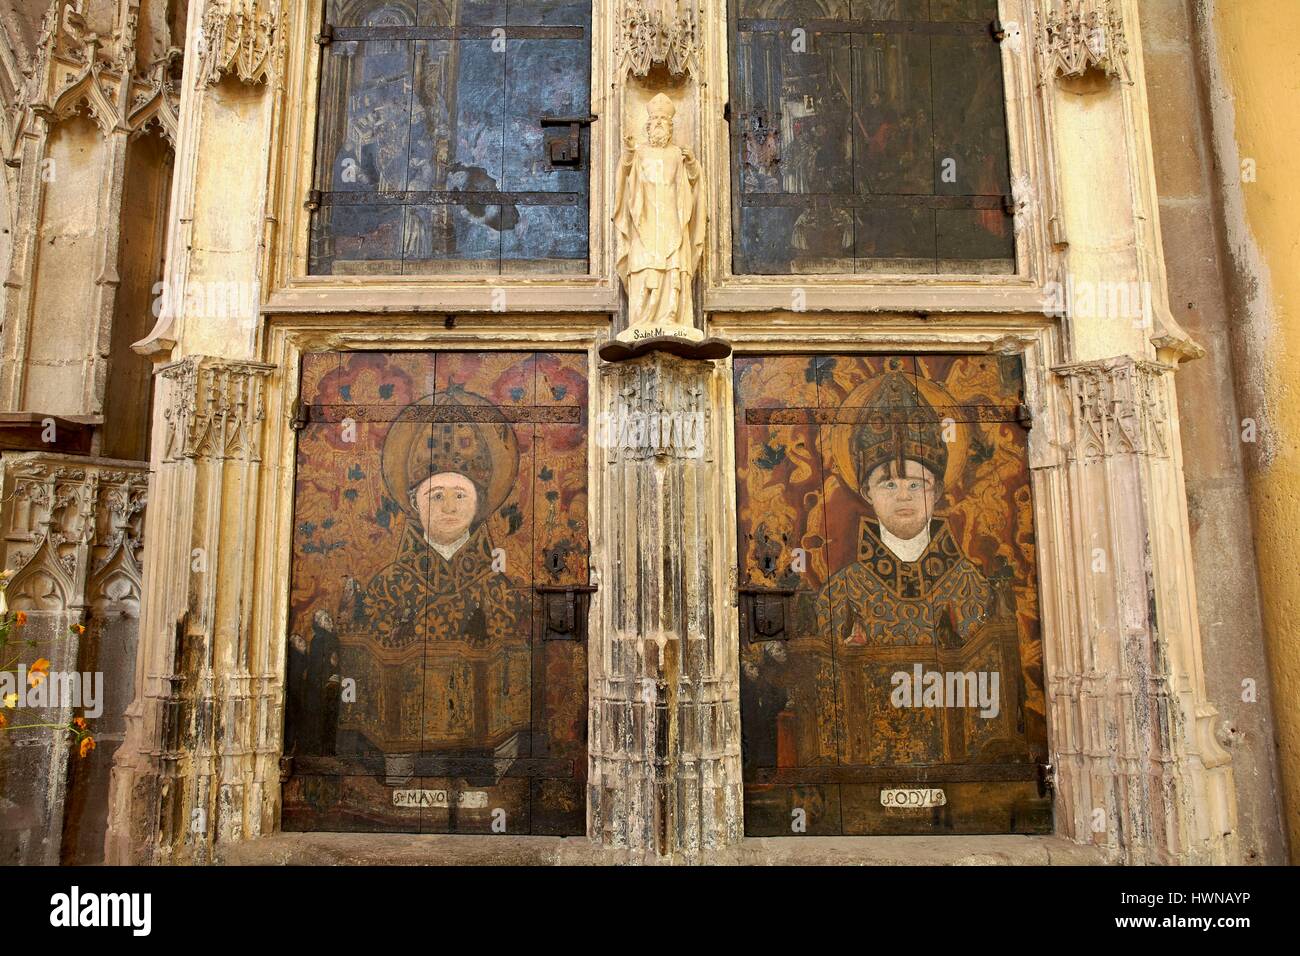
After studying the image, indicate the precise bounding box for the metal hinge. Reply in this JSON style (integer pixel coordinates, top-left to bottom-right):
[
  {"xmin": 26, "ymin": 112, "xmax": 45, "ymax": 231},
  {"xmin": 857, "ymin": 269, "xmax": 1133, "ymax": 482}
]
[
  {"xmin": 279, "ymin": 755, "xmax": 294, "ymax": 783},
  {"xmin": 315, "ymin": 23, "xmax": 334, "ymax": 46},
  {"xmin": 990, "ymin": 18, "xmax": 1007, "ymax": 42},
  {"xmin": 723, "ymin": 101, "xmax": 732, "ymax": 124},
  {"xmin": 290, "ymin": 398, "xmax": 310, "ymax": 431},
  {"xmin": 1017, "ymin": 403, "xmax": 1033, "ymax": 429},
  {"xmin": 305, "ymin": 188, "xmax": 322, "ymax": 211}
]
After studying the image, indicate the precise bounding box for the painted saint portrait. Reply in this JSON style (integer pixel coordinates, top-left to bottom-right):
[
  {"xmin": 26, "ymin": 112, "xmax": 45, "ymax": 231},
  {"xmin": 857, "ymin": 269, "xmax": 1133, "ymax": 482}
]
[
  {"xmin": 814, "ymin": 365, "xmax": 995, "ymax": 649},
  {"xmin": 284, "ymin": 351, "xmax": 590, "ymax": 833},
  {"xmin": 735, "ymin": 353, "xmax": 1047, "ymax": 835},
  {"xmin": 335, "ymin": 388, "xmax": 531, "ymax": 758}
]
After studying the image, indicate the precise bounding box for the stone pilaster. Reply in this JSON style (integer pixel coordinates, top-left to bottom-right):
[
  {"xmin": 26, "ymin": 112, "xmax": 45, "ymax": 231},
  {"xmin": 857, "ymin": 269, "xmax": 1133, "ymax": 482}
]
[
  {"xmin": 1043, "ymin": 357, "xmax": 1235, "ymax": 863},
  {"xmin": 588, "ymin": 353, "xmax": 741, "ymax": 857},
  {"xmin": 105, "ymin": 357, "xmax": 273, "ymax": 864}
]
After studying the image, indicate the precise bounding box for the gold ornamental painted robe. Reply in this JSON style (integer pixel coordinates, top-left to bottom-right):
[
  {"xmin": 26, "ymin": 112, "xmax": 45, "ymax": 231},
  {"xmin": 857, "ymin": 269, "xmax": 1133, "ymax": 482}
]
[
  {"xmin": 340, "ymin": 522, "xmax": 530, "ymax": 753},
  {"xmin": 814, "ymin": 517, "xmax": 999, "ymax": 765},
  {"xmin": 815, "ymin": 518, "xmax": 993, "ymax": 647}
]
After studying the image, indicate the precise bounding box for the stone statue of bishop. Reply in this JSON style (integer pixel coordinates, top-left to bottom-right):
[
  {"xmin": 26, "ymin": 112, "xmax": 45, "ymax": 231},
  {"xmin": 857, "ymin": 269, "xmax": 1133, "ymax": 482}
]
[{"xmin": 614, "ymin": 92, "xmax": 707, "ymax": 344}]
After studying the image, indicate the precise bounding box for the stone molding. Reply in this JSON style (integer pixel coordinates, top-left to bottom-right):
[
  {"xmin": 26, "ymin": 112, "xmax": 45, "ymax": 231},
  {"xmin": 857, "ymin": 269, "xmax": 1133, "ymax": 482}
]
[
  {"xmin": 589, "ymin": 353, "xmax": 741, "ymax": 855},
  {"xmin": 1044, "ymin": 355, "xmax": 1237, "ymax": 863},
  {"xmin": 601, "ymin": 344, "xmax": 714, "ymax": 462},
  {"xmin": 6, "ymin": 0, "xmax": 182, "ymax": 153},
  {"xmin": 158, "ymin": 358, "xmax": 275, "ymax": 463},
  {"xmin": 1055, "ymin": 357, "xmax": 1171, "ymax": 460},
  {"xmin": 106, "ymin": 354, "xmax": 279, "ymax": 864}
]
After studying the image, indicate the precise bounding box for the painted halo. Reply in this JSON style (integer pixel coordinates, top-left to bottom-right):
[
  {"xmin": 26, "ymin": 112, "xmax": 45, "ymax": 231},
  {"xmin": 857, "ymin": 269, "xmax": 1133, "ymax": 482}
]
[
  {"xmin": 380, "ymin": 390, "xmax": 519, "ymax": 526},
  {"xmin": 829, "ymin": 365, "xmax": 971, "ymax": 499}
]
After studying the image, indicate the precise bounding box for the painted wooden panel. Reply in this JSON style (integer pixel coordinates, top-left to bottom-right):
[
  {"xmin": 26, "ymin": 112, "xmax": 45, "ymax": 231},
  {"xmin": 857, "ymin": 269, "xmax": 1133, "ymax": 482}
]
[
  {"xmin": 728, "ymin": 0, "xmax": 1014, "ymax": 275},
  {"xmin": 735, "ymin": 353, "xmax": 1049, "ymax": 836},
  {"xmin": 283, "ymin": 351, "xmax": 589, "ymax": 834},
  {"xmin": 308, "ymin": 1, "xmax": 591, "ymax": 276}
]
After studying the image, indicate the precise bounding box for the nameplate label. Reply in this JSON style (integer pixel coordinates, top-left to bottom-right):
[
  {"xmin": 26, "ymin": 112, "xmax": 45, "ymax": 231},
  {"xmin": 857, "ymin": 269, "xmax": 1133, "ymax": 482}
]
[{"xmin": 880, "ymin": 788, "xmax": 947, "ymax": 808}]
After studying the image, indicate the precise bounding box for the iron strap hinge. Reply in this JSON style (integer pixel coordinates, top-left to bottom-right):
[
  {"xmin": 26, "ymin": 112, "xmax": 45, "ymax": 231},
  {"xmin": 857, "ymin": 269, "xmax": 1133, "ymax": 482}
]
[
  {"xmin": 990, "ymin": 18, "xmax": 1007, "ymax": 42},
  {"xmin": 316, "ymin": 23, "xmax": 334, "ymax": 46}
]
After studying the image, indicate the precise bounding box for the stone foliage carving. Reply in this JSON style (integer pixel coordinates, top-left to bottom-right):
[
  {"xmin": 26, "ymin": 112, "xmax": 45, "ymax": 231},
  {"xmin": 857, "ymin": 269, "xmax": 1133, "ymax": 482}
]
[
  {"xmin": 1036, "ymin": 0, "xmax": 1131, "ymax": 82},
  {"xmin": 1, "ymin": 454, "xmax": 147, "ymax": 614},
  {"xmin": 196, "ymin": 0, "xmax": 279, "ymax": 87},
  {"xmin": 1056, "ymin": 358, "xmax": 1170, "ymax": 460},
  {"xmin": 160, "ymin": 358, "xmax": 275, "ymax": 462},
  {"xmin": 618, "ymin": 0, "xmax": 700, "ymax": 78},
  {"xmin": 600, "ymin": 354, "xmax": 713, "ymax": 462}
]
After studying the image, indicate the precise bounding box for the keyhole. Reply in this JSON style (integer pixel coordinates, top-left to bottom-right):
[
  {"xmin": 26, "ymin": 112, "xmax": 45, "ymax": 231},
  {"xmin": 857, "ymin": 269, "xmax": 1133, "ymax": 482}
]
[
  {"xmin": 762, "ymin": 553, "xmax": 776, "ymax": 574},
  {"xmin": 547, "ymin": 549, "xmax": 564, "ymax": 574}
]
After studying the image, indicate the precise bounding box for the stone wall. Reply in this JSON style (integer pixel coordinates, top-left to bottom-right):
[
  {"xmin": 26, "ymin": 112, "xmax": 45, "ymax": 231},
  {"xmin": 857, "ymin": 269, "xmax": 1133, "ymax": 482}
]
[{"xmin": 1138, "ymin": 0, "xmax": 1286, "ymax": 864}]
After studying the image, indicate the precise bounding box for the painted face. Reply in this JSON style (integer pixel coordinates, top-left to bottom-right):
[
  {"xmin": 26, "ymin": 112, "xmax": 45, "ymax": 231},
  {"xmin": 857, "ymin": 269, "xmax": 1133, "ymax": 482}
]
[
  {"xmin": 647, "ymin": 114, "xmax": 672, "ymax": 147},
  {"xmin": 410, "ymin": 472, "xmax": 479, "ymax": 546},
  {"xmin": 865, "ymin": 459, "xmax": 938, "ymax": 542}
]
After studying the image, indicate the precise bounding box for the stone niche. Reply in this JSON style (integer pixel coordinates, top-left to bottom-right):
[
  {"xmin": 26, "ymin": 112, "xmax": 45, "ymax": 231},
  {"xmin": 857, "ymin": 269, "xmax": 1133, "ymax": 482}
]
[{"xmin": 0, "ymin": 452, "xmax": 147, "ymax": 865}]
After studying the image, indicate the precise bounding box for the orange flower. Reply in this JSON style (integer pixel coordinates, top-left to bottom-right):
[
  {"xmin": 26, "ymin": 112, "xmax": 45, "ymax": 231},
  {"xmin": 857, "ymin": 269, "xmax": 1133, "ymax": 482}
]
[
  {"xmin": 79, "ymin": 736, "xmax": 95, "ymax": 758},
  {"xmin": 70, "ymin": 623, "xmax": 85, "ymax": 635},
  {"xmin": 0, "ymin": 712, "xmax": 7, "ymax": 729},
  {"xmin": 72, "ymin": 717, "xmax": 87, "ymax": 731},
  {"xmin": 27, "ymin": 658, "xmax": 50, "ymax": 687},
  {"xmin": 15, "ymin": 611, "xmax": 26, "ymax": 626}
]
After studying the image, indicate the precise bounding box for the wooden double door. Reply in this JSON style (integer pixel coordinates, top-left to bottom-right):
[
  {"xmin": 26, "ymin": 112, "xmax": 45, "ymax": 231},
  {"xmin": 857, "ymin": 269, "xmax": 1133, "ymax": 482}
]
[
  {"xmin": 282, "ymin": 351, "xmax": 590, "ymax": 834},
  {"xmin": 734, "ymin": 353, "xmax": 1050, "ymax": 836}
]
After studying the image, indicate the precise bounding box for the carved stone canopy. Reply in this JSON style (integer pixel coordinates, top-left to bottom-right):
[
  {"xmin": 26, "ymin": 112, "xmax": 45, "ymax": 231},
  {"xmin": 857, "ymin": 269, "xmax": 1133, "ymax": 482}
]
[
  {"xmin": 618, "ymin": 0, "xmax": 700, "ymax": 78},
  {"xmin": 6, "ymin": 0, "xmax": 182, "ymax": 152},
  {"xmin": 1037, "ymin": 0, "xmax": 1131, "ymax": 82}
]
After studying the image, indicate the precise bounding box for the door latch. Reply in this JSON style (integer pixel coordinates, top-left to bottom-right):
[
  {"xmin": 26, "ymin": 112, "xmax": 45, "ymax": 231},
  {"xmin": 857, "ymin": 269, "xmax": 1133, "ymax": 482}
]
[
  {"xmin": 535, "ymin": 584, "xmax": 597, "ymax": 642},
  {"xmin": 540, "ymin": 113, "xmax": 598, "ymax": 166},
  {"xmin": 738, "ymin": 586, "xmax": 797, "ymax": 643}
]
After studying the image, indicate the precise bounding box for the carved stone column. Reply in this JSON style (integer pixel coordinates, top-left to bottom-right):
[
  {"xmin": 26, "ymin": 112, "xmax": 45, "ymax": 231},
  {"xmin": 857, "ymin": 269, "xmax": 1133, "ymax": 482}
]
[
  {"xmin": 588, "ymin": 354, "xmax": 741, "ymax": 856},
  {"xmin": 1042, "ymin": 357, "xmax": 1235, "ymax": 863},
  {"xmin": 105, "ymin": 357, "xmax": 273, "ymax": 864}
]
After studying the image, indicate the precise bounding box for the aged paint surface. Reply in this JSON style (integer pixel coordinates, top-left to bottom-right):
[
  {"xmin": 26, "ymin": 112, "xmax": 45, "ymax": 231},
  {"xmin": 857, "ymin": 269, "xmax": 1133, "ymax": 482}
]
[
  {"xmin": 309, "ymin": 1, "xmax": 592, "ymax": 275},
  {"xmin": 734, "ymin": 353, "xmax": 1047, "ymax": 835},
  {"xmin": 728, "ymin": 0, "xmax": 1013, "ymax": 274},
  {"xmin": 283, "ymin": 351, "xmax": 589, "ymax": 834}
]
